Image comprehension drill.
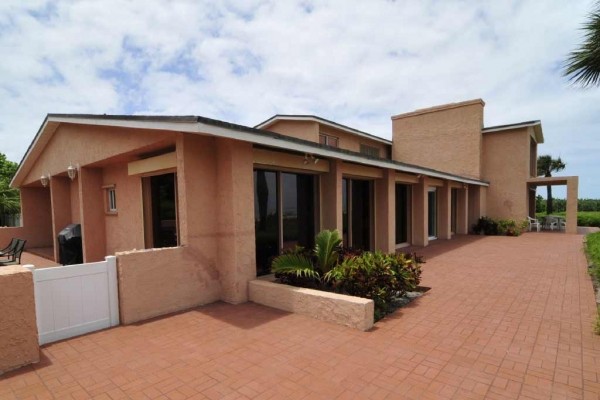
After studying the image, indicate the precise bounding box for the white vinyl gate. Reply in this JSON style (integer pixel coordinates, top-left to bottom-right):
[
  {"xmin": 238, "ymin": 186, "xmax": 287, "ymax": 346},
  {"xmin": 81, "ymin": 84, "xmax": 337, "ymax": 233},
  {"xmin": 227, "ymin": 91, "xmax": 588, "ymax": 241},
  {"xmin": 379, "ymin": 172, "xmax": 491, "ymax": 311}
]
[{"xmin": 25, "ymin": 256, "xmax": 120, "ymax": 345}]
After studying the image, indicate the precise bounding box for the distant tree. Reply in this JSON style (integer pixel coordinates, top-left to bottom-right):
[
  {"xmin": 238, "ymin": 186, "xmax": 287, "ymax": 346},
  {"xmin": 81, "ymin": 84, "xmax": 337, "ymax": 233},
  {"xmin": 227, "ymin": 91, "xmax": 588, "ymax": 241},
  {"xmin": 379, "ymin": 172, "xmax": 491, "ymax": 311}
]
[
  {"xmin": 536, "ymin": 195, "xmax": 547, "ymax": 214},
  {"xmin": 564, "ymin": 1, "xmax": 600, "ymax": 87},
  {"xmin": 537, "ymin": 155, "xmax": 566, "ymax": 214},
  {"xmin": 0, "ymin": 153, "xmax": 20, "ymax": 224}
]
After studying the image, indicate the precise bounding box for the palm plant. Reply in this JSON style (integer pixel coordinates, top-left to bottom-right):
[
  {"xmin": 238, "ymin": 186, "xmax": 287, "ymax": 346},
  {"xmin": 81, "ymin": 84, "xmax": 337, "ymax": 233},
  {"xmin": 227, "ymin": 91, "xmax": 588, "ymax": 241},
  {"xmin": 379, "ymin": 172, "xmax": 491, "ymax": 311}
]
[
  {"xmin": 537, "ymin": 155, "xmax": 566, "ymax": 214},
  {"xmin": 271, "ymin": 229, "xmax": 342, "ymax": 282},
  {"xmin": 564, "ymin": 2, "xmax": 600, "ymax": 87}
]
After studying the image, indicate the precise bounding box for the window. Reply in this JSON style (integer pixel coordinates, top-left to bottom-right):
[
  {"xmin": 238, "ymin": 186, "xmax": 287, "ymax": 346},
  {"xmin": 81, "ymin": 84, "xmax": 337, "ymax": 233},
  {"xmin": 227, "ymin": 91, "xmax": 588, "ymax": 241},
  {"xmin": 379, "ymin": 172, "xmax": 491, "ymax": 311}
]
[
  {"xmin": 319, "ymin": 133, "xmax": 339, "ymax": 148},
  {"xmin": 107, "ymin": 188, "xmax": 117, "ymax": 212},
  {"xmin": 360, "ymin": 144, "xmax": 380, "ymax": 158},
  {"xmin": 103, "ymin": 185, "xmax": 117, "ymax": 214}
]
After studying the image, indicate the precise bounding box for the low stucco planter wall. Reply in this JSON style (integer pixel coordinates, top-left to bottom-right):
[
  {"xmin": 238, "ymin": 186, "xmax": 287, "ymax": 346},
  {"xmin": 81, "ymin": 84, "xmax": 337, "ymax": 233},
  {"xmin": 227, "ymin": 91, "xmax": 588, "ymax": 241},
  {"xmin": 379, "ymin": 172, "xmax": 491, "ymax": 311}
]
[
  {"xmin": 248, "ymin": 279, "xmax": 374, "ymax": 331},
  {"xmin": 0, "ymin": 266, "xmax": 39, "ymax": 374}
]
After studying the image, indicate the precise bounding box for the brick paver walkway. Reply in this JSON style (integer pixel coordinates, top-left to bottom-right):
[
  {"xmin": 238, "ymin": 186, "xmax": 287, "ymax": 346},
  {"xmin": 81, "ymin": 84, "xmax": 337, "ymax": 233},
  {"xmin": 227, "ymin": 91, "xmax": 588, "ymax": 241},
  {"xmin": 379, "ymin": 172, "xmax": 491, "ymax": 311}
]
[{"xmin": 1, "ymin": 233, "xmax": 599, "ymax": 399}]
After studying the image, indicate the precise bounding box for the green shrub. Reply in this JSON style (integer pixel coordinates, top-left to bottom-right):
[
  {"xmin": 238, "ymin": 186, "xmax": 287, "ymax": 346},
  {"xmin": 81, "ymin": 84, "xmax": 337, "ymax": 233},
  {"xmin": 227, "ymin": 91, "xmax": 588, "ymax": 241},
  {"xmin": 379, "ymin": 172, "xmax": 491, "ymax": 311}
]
[
  {"xmin": 325, "ymin": 251, "xmax": 422, "ymax": 320},
  {"xmin": 585, "ymin": 233, "xmax": 600, "ymax": 335},
  {"xmin": 586, "ymin": 232, "xmax": 600, "ymax": 283},
  {"xmin": 497, "ymin": 219, "xmax": 528, "ymax": 236},
  {"xmin": 578, "ymin": 212, "xmax": 600, "ymax": 228},
  {"xmin": 472, "ymin": 216, "xmax": 499, "ymax": 235}
]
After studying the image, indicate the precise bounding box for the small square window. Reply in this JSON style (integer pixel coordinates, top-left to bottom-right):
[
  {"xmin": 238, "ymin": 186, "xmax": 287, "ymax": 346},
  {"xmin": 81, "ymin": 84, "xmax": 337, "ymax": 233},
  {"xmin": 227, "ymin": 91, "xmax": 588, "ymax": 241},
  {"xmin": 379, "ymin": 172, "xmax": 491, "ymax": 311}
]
[{"xmin": 319, "ymin": 133, "xmax": 339, "ymax": 148}]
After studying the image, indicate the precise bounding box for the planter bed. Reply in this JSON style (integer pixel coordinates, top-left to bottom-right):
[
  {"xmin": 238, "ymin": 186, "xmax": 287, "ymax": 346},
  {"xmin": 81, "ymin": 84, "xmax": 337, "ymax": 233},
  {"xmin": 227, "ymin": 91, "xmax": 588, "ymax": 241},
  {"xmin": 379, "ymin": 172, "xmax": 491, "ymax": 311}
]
[{"xmin": 248, "ymin": 275, "xmax": 374, "ymax": 331}]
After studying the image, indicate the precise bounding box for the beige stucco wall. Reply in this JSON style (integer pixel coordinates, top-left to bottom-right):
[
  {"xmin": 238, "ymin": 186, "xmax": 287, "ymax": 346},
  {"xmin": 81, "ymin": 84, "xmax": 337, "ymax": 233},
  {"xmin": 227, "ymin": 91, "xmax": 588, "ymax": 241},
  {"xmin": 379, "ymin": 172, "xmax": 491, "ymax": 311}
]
[
  {"xmin": 482, "ymin": 128, "xmax": 530, "ymax": 220},
  {"xmin": 215, "ymin": 138, "xmax": 256, "ymax": 303},
  {"xmin": 0, "ymin": 266, "xmax": 39, "ymax": 374},
  {"xmin": 116, "ymin": 246, "xmax": 221, "ymax": 324},
  {"xmin": 264, "ymin": 120, "xmax": 390, "ymax": 157},
  {"xmin": 79, "ymin": 167, "xmax": 107, "ymax": 262},
  {"xmin": 319, "ymin": 125, "xmax": 390, "ymax": 156},
  {"xmin": 0, "ymin": 187, "xmax": 53, "ymax": 250},
  {"xmin": 249, "ymin": 279, "xmax": 374, "ymax": 331},
  {"xmin": 22, "ymin": 124, "xmax": 177, "ymax": 186},
  {"xmin": 265, "ymin": 120, "xmax": 319, "ymax": 143},
  {"xmin": 392, "ymin": 100, "xmax": 484, "ymax": 179},
  {"xmin": 103, "ymin": 164, "xmax": 145, "ymax": 255}
]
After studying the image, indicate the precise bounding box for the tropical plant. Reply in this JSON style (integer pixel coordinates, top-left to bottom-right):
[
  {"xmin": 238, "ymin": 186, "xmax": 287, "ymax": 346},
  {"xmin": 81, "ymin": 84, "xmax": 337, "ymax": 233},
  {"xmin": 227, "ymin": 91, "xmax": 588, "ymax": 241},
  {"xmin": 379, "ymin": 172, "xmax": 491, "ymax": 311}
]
[
  {"xmin": 271, "ymin": 229, "xmax": 342, "ymax": 285},
  {"xmin": 564, "ymin": 1, "xmax": 600, "ymax": 87},
  {"xmin": 472, "ymin": 216, "xmax": 499, "ymax": 235},
  {"xmin": 537, "ymin": 155, "xmax": 566, "ymax": 214},
  {"xmin": 497, "ymin": 219, "xmax": 528, "ymax": 236},
  {"xmin": 325, "ymin": 251, "xmax": 423, "ymax": 320}
]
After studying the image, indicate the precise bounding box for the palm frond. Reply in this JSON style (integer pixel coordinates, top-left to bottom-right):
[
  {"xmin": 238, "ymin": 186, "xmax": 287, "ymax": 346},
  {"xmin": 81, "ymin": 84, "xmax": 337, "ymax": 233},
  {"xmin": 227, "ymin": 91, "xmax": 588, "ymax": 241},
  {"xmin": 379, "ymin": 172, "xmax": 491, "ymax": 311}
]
[
  {"xmin": 564, "ymin": 7, "xmax": 600, "ymax": 87},
  {"xmin": 271, "ymin": 253, "xmax": 319, "ymax": 279},
  {"xmin": 314, "ymin": 229, "xmax": 342, "ymax": 273}
]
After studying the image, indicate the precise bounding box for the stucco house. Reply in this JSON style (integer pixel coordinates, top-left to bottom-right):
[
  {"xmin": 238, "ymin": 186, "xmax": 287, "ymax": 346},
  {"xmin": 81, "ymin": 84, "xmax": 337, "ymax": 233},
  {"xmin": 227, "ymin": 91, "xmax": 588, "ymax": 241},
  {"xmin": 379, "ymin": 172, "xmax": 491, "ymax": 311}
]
[{"xmin": 3, "ymin": 98, "xmax": 578, "ymax": 320}]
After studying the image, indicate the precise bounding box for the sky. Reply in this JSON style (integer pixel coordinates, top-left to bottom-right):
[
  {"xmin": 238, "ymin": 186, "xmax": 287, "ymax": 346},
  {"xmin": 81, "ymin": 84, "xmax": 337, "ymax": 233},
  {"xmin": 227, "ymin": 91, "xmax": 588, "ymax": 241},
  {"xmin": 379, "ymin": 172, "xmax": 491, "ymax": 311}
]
[{"xmin": 0, "ymin": 0, "xmax": 598, "ymax": 197}]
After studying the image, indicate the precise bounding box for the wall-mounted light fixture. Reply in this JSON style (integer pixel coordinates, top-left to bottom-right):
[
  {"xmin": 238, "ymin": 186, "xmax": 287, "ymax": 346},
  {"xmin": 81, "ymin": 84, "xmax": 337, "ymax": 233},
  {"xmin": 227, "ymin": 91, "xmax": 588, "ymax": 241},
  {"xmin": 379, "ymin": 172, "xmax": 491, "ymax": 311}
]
[
  {"xmin": 303, "ymin": 153, "xmax": 319, "ymax": 165},
  {"xmin": 67, "ymin": 163, "xmax": 78, "ymax": 180},
  {"xmin": 40, "ymin": 174, "xmax": 50, "ymax": 187}
]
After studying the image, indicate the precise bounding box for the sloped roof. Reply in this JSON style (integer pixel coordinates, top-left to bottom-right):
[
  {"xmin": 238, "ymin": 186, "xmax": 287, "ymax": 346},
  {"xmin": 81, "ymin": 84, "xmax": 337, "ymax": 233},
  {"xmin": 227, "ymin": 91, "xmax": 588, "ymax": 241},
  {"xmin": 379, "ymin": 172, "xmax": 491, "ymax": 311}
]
[
  {"xmin": 12, "ymin": 114, "xmax": 488, "ymax": 187},
  {"xmin": 255, "ymin": 114, "xmax": 392, "ymax": 145}
]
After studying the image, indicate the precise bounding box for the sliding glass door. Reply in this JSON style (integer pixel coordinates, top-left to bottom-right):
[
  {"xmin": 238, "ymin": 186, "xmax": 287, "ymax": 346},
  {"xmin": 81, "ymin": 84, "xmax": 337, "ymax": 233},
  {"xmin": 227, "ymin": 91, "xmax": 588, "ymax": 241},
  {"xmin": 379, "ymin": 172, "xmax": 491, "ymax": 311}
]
[
  {"xmin": 395, "ymin": 184, "xmax": 411, "ymax": 245},
  {"xmin": 342, "ymin": 178, "xmax": 373, "ymax": 250},
  {"xmin": 254, "ymin": 170, "xmax": 317, "ymax": 276},
  {"xmin": 428, "ymin": 188, "xmax": 437, "ymax": 239}
]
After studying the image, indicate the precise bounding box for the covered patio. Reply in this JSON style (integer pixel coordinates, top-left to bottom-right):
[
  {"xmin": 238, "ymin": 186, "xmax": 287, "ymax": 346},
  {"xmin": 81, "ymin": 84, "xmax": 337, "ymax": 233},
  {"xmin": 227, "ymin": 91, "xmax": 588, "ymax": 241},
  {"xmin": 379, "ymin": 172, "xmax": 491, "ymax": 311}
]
[{"xmin": 528, "ymin": 176, "xmax": 578, "ymax": 234}]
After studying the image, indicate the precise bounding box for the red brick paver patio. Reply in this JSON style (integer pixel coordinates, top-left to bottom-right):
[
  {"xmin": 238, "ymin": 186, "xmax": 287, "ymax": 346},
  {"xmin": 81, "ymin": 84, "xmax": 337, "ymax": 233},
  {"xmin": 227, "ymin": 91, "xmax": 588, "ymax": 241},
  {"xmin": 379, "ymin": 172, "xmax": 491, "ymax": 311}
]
[{"xmin": 1, "ymin": 233, "xmax": 599, "ymax": 399}]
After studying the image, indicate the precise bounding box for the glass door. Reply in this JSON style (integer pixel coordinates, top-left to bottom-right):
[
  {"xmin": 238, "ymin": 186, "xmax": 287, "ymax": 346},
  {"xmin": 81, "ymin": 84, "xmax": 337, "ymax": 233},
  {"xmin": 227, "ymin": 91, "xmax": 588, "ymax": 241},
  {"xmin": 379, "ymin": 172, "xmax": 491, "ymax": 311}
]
[
  {"xmin": 395, "ymin": 184, "xmax": 411, "ymax": 245},
  {"xmin": 254, "ymin": 169, "xmax": 317, "ymax": 276},
  {"xmin": 143, "ymin": 172, "xmax": 179, "ymax": 249},
  {"xmin": 428, "ymin": 188, "xmax": 437, "ymax": 239},
  {"xmin": 451, "ymin": 188, "xmax": 458, "ymax": 234},
  {"xmin": 342, "ymin": 178, "xmax": 373, "ymax": 250},
  {"xmin": 254, "ymin": 170, "xmax": 279, "ymax": 276}
]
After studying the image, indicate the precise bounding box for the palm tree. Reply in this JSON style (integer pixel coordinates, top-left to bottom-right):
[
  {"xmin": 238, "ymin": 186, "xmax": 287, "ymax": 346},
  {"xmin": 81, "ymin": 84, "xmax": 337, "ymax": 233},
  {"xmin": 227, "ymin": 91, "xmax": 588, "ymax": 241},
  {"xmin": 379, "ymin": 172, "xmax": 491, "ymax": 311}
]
[
  {"xmin": 537, "ymin": 155, "xmax": 566, "ymax": 214},
  {"xmin": 271, "ymin": 229, "xmax": 342, "ymax": 282},
  {"xmin": 564, "ymin": 2, "xmax": 600, "ymax": 87}
]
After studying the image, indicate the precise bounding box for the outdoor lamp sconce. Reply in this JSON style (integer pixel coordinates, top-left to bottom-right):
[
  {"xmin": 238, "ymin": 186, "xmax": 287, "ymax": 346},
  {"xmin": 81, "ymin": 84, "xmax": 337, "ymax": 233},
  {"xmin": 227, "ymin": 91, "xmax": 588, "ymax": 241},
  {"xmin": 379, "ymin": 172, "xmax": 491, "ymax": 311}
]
[
  {"xmin": 303, "ymin": 153, "xmax": 319, "ymax": 165},
  {"xmin": 67, "ymin": 163, "xmax": 78, "ymax": 180},
  {"xmin": 40, "ymin": 174, "xmax": 50, "ymax": 187}
]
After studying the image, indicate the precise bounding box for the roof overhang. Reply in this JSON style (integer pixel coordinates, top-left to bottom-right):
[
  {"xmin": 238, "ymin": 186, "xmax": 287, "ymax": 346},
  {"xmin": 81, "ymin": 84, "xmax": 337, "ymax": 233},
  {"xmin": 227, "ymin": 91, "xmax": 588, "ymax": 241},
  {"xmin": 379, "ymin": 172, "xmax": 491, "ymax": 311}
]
[
  {"xmin": 255, "ymin": 115, "xmax": 392, "ymax": 145},
  {"xmin": 12, "ymin": 114, "xmax": 488, "ymax": 188},
  {"xmin": 483, "ymin": 120, "xmax": 544, "ymax": 144}
]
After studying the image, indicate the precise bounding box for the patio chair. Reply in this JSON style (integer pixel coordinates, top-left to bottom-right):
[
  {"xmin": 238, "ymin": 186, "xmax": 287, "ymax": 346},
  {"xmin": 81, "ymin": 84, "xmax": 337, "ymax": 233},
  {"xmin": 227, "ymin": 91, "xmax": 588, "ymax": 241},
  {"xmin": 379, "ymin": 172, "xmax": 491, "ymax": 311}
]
[
  {"xmin": 544, "ymin": 216, "xmax": 558, "ymax": 231},
  {"xmin": 560, "ymin": 220, "xmax": 567, "ymax": 231},
  {"xmin": 0, "ymin": 238, "xmax": 18, "ymax": 256},
  {"xmin": 527, "ymin": 216, "xmax": 541, "ymax": 232},
  {"xmin": 0, "ymin": 239, "xmax": 27, "ymax": 266}
]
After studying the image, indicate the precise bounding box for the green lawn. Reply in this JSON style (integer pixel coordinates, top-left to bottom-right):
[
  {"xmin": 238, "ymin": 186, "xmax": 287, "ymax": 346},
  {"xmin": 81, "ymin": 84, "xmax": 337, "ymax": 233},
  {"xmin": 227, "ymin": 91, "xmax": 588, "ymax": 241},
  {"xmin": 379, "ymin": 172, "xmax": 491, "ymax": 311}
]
[{"xmin": 536, "ymin": 211, "xmax": 600, "ymax": 227}]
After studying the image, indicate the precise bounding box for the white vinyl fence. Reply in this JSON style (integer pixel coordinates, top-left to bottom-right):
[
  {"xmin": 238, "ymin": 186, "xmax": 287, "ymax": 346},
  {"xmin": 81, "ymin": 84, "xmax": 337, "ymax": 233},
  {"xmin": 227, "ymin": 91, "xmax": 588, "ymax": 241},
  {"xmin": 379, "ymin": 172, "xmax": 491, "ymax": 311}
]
[{"xmin": 25, "ymin": 256, "xmax": 120, "ymax": 345}]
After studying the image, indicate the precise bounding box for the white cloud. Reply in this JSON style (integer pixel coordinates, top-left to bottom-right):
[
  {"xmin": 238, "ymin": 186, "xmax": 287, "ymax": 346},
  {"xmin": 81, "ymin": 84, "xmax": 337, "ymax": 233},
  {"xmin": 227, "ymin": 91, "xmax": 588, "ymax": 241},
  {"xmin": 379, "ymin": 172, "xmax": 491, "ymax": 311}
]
[{"xmin": 0, "ymin": 0, "xmax": 598, "ymax": 196}]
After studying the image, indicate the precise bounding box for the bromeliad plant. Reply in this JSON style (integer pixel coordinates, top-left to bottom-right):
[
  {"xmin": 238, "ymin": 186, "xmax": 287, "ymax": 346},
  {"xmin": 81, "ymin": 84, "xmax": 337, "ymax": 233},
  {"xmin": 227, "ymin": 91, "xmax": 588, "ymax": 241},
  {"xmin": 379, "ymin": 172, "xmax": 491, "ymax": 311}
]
[{"xmin": 271, "ymin": 229, "xmax": 342, "ymax": 287}]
